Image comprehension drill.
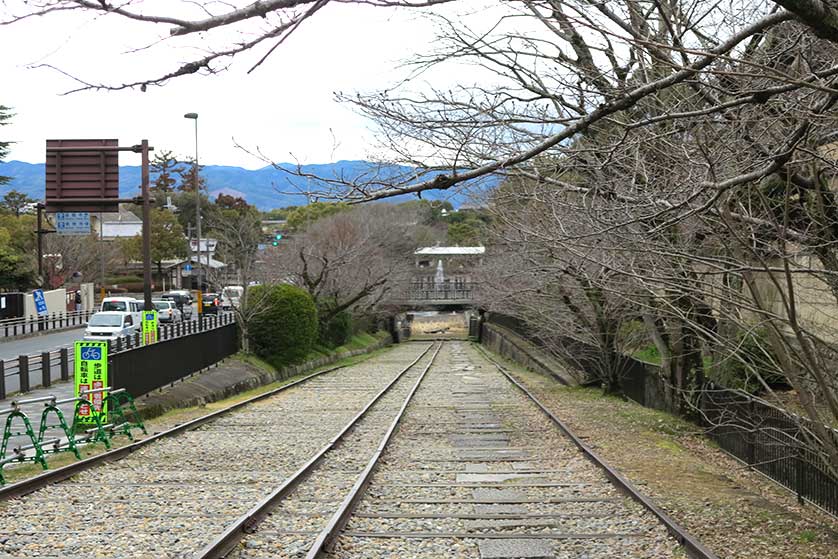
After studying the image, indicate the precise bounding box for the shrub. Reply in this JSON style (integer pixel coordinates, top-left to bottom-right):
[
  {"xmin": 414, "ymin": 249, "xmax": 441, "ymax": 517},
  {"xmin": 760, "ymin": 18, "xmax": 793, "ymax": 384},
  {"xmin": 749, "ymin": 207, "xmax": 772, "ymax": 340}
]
[
  {"xmin": 248, "ymin": 284, "xmax": 318, "ymax": 368},
  {"xmin": 320, "ymin": 310, "xmax": 352, "ymax": 348}
]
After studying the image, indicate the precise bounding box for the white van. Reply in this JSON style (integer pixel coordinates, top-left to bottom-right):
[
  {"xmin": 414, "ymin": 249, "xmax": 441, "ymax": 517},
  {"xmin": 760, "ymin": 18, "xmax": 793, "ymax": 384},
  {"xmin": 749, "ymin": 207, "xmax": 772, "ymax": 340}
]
[
  {"xmin": 100, "ymin": 297, "xmax": 142, "ymax": 329},
  {"xmin": 84, "ymin": 311, "xmax": 137, "ymax": 341},
  {"xmin": 221, "ymin": 286, "xmax": 244, "ymax": 310}
]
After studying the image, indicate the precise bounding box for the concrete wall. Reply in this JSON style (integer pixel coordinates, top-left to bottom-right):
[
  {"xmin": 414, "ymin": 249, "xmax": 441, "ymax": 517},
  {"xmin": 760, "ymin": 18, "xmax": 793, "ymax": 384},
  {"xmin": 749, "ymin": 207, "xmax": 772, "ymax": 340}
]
[
  {"xmin": 23, "ymin": 288, "xmax": 67, "ymax": 319},
  {"xmin": 481, "ymin": 322, "xmax": 579, "ymax": 386},
  {"xmin": 482, "ymin": 320, "xmax": 677, "ymax": 413}
]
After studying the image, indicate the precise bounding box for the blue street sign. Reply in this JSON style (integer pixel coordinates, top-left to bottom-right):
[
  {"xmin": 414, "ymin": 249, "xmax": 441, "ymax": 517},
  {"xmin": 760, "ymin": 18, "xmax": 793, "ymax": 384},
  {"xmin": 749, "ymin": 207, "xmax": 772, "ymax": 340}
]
[
  {"xmin": 184, "ymin": 264, "xmax": 193, "ymax": 272},
  {"xmin": 55, "ymin": 212, "xmax": 91, "ymax": 236},
  {"xmin": 33, "ymin": 289, "xmax": 48, "ymax": 316}
]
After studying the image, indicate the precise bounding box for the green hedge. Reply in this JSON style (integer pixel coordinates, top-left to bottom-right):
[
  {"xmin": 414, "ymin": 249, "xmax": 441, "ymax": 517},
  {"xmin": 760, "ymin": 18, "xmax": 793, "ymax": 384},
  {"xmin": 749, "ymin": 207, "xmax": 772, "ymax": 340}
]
[{"xmin": 248, "ymin": 284, "xmax": 318, "ymax": 368}]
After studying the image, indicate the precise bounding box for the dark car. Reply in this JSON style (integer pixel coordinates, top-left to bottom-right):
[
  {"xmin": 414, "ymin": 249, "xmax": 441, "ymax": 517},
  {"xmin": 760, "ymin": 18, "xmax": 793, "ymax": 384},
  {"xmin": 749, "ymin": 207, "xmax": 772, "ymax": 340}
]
[
  {"xmin": 202, "ymin": 293, "xmax": 221, "ymax": 315},
  {"xmin": 161, "ymin": 292, "xmax": 193, "ymax": 320}
]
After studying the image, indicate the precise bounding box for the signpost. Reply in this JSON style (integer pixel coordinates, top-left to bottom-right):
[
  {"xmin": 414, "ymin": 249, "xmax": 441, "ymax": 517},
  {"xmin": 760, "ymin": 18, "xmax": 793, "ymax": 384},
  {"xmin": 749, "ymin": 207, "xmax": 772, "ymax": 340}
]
[
  {"xmin": 142, "ymin": 310, "xmax": 158, "ymax": 345},
  {"xmin": 32, "ymin": 289, "xmax": 48, "ymax": 317},
  {"xmin": 74, "ymin": 341, "xmax": 108, "ymax": 426},
  {"xmin": 45, "ymin": 139, "xmax": 154, "ymax": 314},
  {"xmin": 55, "ymin": 212, "xmax": 91, "ymax": 236}
]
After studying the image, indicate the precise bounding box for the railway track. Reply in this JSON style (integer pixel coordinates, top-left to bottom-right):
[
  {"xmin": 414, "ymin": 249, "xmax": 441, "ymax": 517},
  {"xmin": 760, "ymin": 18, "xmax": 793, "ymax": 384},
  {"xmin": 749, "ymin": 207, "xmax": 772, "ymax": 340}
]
[
  {"xmin": 217, "ymin": 341, "xmax": 716, "ymax": 559},
  {"xmin": 0, "ymin": 342, "xmax": 437, "ymax": 558},
  {"xmin": 0, "ymin": 340, "xmax": 717, "ymax": 559}
]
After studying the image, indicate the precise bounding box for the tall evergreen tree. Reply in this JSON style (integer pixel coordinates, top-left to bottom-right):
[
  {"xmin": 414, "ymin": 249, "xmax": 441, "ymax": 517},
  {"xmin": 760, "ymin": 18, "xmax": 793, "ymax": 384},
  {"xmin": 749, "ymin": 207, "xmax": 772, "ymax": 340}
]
[
  {"xmin": 150, "ymin": 149, "xmax": 183, "ymax": 193},
  {"xmin": 177, "ymin": 157, "xmax": 207, "ymax": 192},
  {"xmin": 0, "ymin": 106, "xmax": 13, "ymax": 186}
]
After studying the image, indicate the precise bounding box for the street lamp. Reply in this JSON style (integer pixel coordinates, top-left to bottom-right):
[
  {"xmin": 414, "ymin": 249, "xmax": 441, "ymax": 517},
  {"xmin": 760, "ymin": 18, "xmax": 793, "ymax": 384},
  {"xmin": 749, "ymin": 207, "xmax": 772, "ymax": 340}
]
[{"xmin": 183, "ymin": 112, "xmax": 202, "ymax": 292}]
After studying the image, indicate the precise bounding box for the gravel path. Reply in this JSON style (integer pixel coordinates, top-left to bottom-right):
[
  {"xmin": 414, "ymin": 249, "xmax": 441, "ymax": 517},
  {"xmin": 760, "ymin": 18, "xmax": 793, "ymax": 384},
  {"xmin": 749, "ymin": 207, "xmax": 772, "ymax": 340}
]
[
  {"xmin": 330, "ymin": 341, "xmax": 683, "ymax": 559},
  {"xmin": 0, "ymin": 343, "xmax": 433, "ymax": 559}
]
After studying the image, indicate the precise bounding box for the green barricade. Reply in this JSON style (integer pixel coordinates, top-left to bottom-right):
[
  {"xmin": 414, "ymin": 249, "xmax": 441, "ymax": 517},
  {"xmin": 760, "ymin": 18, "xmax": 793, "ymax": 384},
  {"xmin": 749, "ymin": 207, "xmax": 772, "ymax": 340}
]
[
  {"xmin": 0, "ymin": 404, "xmax": 49, "ymax": 481},
  {"xmin": 103, "ymin": 389, "xmax": 147, "ymax": 440},
  {"xmin": 1, "ymin": 388, "xmax": 146, "ymax": 485}
]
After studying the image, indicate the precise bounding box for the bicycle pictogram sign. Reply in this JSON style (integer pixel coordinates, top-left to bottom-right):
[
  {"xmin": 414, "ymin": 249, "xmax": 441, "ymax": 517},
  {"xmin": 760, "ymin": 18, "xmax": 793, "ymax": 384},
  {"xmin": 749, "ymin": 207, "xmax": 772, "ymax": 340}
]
[{"xmin": 74, "ymin": 341, "xmax": 109, "ymax": 425}]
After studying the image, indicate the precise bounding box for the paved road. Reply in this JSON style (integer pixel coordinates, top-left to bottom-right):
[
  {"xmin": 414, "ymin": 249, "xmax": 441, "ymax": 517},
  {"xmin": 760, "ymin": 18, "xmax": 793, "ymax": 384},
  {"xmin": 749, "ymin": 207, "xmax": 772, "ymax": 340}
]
[{"xmin": 0, "ymin": 329, "xmax": 85, "ymax": 361}]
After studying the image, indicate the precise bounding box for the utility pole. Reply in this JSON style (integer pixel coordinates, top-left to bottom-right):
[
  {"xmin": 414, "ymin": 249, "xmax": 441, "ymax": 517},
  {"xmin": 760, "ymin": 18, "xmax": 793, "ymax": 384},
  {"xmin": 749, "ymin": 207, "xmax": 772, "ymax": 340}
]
[
  {"xmin": 140, "ymin": 139, "xmax": 153, "ymax": 311},
  {"xmin": 184, "ymin": 113, "xmax": 202, "ymax": 293},
  {"xmin": 35, "ymin": 203, "xmax": 55, "ymax": 286}
]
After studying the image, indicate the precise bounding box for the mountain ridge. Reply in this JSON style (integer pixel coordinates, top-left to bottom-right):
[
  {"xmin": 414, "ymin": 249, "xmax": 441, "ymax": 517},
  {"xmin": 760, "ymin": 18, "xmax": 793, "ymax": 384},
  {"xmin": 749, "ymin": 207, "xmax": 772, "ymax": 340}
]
[{"xmin": 0, "ymin": 160, "xmax": 488, "ymax": 209}]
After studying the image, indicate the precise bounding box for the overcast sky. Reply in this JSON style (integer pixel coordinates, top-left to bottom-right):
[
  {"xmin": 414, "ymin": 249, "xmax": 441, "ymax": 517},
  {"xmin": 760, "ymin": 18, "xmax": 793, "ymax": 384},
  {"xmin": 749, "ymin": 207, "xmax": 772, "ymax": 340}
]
[{"xmin": 0, "ymin": 1, "xmax": 470, "ymax": 169}]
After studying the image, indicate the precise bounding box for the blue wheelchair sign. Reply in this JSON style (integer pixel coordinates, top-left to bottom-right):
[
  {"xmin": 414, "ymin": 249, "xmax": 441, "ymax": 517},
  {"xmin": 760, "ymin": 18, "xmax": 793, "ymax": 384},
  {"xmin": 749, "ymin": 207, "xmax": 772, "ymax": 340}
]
[{"xmin": 32, "ymin": 289, "xmax": 48, "ymax": 317}]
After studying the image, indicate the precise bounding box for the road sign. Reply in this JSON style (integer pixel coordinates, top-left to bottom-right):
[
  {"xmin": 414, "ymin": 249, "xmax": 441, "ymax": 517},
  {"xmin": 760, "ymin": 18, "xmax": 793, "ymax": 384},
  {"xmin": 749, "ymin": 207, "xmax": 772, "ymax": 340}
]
[
  {"xmin": 45, "ymin": 139, "xmax": 120, "ymax": 213},
  {"xmin": 183, "ymin": 263, "xmax": 193, "ymax": 272},
  {"xmin": 55, "ymin": 212, "xmax": 91, "ymax": 236},
  {"xmin": 32, "ymin": 289, "xmax": 48, "ymax": 316},
  {"xmin": 74, "ymin": 340, "xmax": 108, "ymax": 426},
  {"xmin": 142, "ymin": 310, "xmax": 158, "ymax": 345}
]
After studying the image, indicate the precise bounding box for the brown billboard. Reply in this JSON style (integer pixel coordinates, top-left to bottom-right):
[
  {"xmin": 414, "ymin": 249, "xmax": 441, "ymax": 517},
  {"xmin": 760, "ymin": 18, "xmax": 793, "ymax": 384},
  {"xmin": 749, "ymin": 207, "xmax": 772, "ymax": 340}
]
[{"xmin": 45, "ymin": 139, "xmax": 120, "ymax": 212}]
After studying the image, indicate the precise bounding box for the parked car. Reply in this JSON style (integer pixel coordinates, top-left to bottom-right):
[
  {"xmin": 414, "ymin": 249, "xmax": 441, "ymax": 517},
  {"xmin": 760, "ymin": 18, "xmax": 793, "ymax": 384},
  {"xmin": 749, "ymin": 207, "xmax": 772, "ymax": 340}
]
[
  {"xmin": 153, "ymin": 300, "xmax": 182, "ymax": 323},
  {"xmin": 221, "ymin": 286, "xmax": 244, "ymax": 310},
  {"xmin": 161, "ymin": 292, "xmax": 193, "ymax": 320},
  {"xmin": 100, "ymin": 297, "xmax": 142, "ymax": 326},
  {"xmin": 202, "ymin": 293, "xmax": 221, "ymax": 315},
  {"xmin": 84, "ymin": 311, "xmax": 137, "ymax": 341}
]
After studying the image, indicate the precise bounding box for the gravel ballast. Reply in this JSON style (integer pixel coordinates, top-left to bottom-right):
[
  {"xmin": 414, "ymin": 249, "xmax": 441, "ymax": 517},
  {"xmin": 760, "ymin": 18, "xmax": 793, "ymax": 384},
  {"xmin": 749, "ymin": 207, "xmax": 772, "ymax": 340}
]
[{"xmin": 0, "ymin": 343, "xmax": 433, "ymax": 559}]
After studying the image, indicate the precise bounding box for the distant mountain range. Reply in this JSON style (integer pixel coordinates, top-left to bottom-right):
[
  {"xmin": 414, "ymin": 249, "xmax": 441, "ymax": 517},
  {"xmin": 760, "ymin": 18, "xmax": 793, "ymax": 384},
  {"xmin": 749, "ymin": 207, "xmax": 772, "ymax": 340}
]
[{"xmin": 0, "ymin": 160, "xmax": 494, "ymax": 210}]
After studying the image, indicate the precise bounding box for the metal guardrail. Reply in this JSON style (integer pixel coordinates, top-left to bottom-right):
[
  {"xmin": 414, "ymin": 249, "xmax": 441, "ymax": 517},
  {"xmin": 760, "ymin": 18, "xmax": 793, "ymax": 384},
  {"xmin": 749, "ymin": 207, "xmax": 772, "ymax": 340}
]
[
  {"xmin": 0, "ymin": 310, "xmax": 94, "ymax": 338},
  {"xmin": 0, "ymin": 312, "xmax": 236, "ymax": 400}
]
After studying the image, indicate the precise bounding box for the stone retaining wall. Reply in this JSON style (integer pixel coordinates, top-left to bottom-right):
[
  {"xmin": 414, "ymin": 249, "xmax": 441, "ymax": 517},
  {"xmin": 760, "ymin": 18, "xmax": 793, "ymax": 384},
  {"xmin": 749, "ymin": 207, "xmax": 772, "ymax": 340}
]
[{"xmin": 481, "ymin": 322, "xmax": 579, "ymax": 386}]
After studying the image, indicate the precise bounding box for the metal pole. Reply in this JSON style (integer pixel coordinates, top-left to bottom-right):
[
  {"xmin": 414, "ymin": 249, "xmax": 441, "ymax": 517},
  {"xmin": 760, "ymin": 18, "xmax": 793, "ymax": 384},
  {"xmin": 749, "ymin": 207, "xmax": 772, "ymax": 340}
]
[
  {"xmin": 193, "ymin": 118, "xmax": 202, "ymax": 292},
  {"xmin": 141, "ymin": 139, "xmax": 153, "ymax": 311},
  {"xmin": 99, "ymin": 210, "xmax": 105, "ymax": 294},
  {"xmin": 36, "ymin": 203, "xmax": 44, "ymax": 281}
]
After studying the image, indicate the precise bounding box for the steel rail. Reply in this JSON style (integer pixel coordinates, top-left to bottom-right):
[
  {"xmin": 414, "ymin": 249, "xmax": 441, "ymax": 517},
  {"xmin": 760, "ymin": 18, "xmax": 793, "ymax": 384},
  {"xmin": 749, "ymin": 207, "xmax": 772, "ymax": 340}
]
[
  {"xmin": 0, "ymin": 345, "xmax": 403, "ymax": 501},
  {"xmin": 193, "ymin": 342, "xmax": 441, "ymax": 559},
  {"xmin": 304, "ymin": 342, "xmax": 443, "ymax": 559},
  {"xmin": 475, "ymin": 345, "xmax": 720, "ymax": 559}
]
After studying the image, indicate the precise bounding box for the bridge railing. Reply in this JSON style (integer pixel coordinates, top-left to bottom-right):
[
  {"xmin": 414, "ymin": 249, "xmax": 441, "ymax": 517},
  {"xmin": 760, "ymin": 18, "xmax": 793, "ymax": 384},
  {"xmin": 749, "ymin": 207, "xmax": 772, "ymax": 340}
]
[
  {"xmin": 407, "ymin": 282, "xmax": 478, "ymax": 302},
  {"xmin": 0, "ymin": 310, "xmax": 95, "ymax": 339}
]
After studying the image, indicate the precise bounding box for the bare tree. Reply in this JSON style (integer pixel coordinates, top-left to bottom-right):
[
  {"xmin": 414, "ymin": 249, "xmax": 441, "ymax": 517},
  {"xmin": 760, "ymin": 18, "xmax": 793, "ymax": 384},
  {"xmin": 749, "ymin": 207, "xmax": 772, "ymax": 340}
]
[
  {"xmin": 0, "ymin": 0, "xmax": 457, "ymax": 91},
  {"xmin": 205, "ymin": 203, "xmax": 270, "ymax": 353},
  {"xmin": 266, "ymin": 204, "xmax": 418, "ymax": 332}
]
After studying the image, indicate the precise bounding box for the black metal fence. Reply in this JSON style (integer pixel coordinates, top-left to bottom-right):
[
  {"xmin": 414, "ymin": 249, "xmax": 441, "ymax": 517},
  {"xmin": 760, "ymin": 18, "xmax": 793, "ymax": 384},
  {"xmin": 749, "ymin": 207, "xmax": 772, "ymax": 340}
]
[
  {"xmin": 481, "ymin": 312, "xmax": 838, "ymax": 518},
  {"xmin": 111, "ymin": 319, "xmax": 238, "ymax": 397},
  {"xmin": 0, "ymin": 313, "xmax": 236, "ymax": 400},
  {"xmin": 700, "ymin": 387, "xmax": 838, "ymax": 516},
  {"xmin": 0, "ymin": 310, "xmax": 94, "ymax": 339}
]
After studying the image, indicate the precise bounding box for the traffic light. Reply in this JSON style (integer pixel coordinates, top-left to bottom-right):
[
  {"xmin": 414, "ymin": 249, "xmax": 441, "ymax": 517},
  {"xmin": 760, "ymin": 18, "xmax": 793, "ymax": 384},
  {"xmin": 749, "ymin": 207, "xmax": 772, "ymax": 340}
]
[{"xmin": 271, "ymin": 233, "xmax": 282, "ymax": 247}]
